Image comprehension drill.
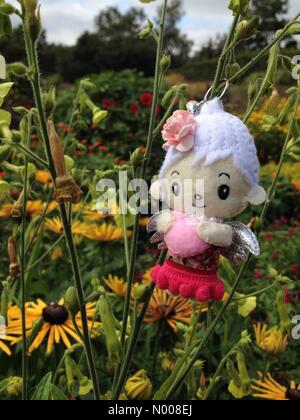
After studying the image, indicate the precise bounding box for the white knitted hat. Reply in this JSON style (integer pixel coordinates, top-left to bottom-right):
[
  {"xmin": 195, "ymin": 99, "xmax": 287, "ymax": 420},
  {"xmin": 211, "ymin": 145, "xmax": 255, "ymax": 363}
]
[{"xmin": 159, "ymin": 98, "xmax": 261, "ymax": 197}]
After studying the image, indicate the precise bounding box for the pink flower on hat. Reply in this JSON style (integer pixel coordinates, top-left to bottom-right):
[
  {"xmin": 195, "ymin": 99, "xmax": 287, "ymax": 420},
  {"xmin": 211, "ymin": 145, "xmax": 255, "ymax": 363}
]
[{"xmin": 162, "ymin": 110, "xmax": 197, "ymax": 152}]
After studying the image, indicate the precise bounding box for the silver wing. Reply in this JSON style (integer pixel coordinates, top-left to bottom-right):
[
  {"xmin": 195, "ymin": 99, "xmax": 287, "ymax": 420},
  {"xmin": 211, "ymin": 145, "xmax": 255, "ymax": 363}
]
[
  {"xmin": 147, "ymin": 211, "xmax": 172, "ymax": 246},
  {"xmin": 220, "ymin": 222, "xmax": 260, "ymax": 265}
]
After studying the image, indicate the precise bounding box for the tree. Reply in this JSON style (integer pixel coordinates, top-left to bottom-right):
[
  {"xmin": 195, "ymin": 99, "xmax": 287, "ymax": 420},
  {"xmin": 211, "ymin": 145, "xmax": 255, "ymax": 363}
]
[{"xmin": 248, "ymin": 0, "xmax": 289, "ymax": 48}]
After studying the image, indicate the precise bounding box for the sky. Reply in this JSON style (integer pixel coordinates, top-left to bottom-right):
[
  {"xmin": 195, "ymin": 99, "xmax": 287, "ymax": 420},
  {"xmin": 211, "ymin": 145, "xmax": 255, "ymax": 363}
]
[{"xmin": 11, "ymin": 0, "xmax": 300, "ymax": 50}]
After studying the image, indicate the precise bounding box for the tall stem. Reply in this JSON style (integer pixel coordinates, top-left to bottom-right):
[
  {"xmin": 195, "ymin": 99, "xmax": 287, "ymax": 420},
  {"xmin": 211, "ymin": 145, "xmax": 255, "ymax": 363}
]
[
  {"xmin": 120, "ymin": 0, "xmax": 169, "ymax": 347},
  {"xmin": 229, "ymin": 12, "xmax": 300, "ymax": 84},
  {"xmin": 20, "ymin": 137, "xmax": 29, "ymax": 401},
  {"xmin": 21, "ymin": 22, "xmax": 100, "ymax": 400},
  {"xmin": 209, "ymin": 15, "xmax": 240, "ymax": 99}
]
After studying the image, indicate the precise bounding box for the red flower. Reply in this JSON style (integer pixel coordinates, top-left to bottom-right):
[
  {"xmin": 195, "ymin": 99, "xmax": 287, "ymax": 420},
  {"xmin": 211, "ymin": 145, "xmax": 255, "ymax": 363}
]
[
  {"xmin": 102, "ymin": 98, "xmax": 113, "ymax": 110},
  {"xmin": 74, "ymin": 150, "xmax": 84, "ymax": 156},
  {"xmin": 0, "ymin": 172, "xmax": 6, "ymax": 178},
  {"xmin": 98, "ymin": 146, "xmax": 108, "ymax": 152},
  {"xmin": 284, "ymin": 288, "xmax": 293, "ymax": 304},
  {"xmin": 140, "ymin": 92, "xmax": 153, "ymax": 107},
  {"xmin": 287, "ymin": 230, "xmax": 296, "ymax": 237},
  {"xmin": 290, "ymin": 265, "xmax": 299, "ymax": 275},
  {"xmin": 130, "ymin": 103, "xmax": 140, "ymax": 114},
  {"xmin": 255, "ymin": 270, "xmax": 264, "ymax": 280},
  {"xmin": 271, "ymin": 252, "xmax": 279, "ymax": 260},
  {"xmin": 263, "ymin": 232, "xmax": 273, "ymax": 241}
]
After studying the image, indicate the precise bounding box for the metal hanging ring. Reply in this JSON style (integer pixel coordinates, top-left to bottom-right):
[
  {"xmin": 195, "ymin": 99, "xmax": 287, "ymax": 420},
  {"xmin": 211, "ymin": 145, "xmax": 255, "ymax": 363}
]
[{"xmin": 204, "ymin": 79, "xmax": 229, "ymax": 102}]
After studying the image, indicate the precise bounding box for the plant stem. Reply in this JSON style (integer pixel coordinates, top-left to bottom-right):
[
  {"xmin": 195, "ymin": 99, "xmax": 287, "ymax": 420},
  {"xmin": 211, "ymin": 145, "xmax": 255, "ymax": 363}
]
[
  {"xmin": 113, "ymin": 283, "xmax": 156, "ymax": 400},
  {"xmin": 20, "ymin": 125, "xmax": 30, "ymax": 401},
  {"xmin": 203, "ymin": 348, "xmax": 235, "ymax": 400},
  {"xmin": 229, "ymin": 12, "xmax": 300, "ymax": 84},
  {"xmin": 119, "ymin": 0, "xmax": 169, "ymax": 348},
  {"xmin": 21, "ymin": 20, "xmax": 100, "ymax": 400},
  {"xmin": 25, "ymin": 235, "xmax": 64, "ymax": 273},
  {"xmin": 209, "ymin": 15, "xmax": 240, "ymax": 99}
]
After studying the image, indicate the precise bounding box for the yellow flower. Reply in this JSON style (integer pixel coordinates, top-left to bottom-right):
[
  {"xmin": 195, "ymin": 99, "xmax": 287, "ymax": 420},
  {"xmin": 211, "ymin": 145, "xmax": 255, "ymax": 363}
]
[
  {"xmin": 141, "ymin": 270, "xmax": 152, "ymax": 284},
  {"xmin": 6, "ymin": 299, "xmax": 101, "ymax": 354},
  {"xmin": 254, "ymin": 323, "xmax": 288, "ymax": 354},
  {"xmin": 0, "ymin": 200, "xmax": 58, "ymax": 218},
  {"xmin": 51, "ymin": 245, "xmax": 63, "ymax": 260},
  {"xmin": 105, "ymin": 275, "xmax": 127, "ymax": 297},
  {"xmin": 125, "ymin": 370, "xmax": 153, "ymax": 400},
  {"xmin": 0, "ymin": 338, "xmax": 12, "ymax": 356},
  {"xmin": 44, "ymin": 217, "xmax": 81, "ymax": 235},
  {"xmin": 144, "ymin": 289, "xmax": 193, "ymax": 333},
  {"xmin": 73, "ymin": 222, "xmax": 132, "ymax": 242},
  {"xmin": 252, "ymin": 372, "xmax": 300, "ymax": 400},
  {"xmin": 36, "ymin": 170, "xmax": 52, "ymax": 185}
]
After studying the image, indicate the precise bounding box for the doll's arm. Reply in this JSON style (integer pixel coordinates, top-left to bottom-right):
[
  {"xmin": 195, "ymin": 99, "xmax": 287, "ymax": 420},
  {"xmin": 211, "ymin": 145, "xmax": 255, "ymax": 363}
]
[{"xmin": 197, "ymin": 222, "xmax": 233, "ymax": 248}]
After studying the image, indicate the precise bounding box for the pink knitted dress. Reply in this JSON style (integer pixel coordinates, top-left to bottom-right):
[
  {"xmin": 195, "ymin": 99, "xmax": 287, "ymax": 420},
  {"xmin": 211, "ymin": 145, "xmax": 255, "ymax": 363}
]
[{"xmin": 150, "ymin": 212, "xmax": 225, "ymax": 302}]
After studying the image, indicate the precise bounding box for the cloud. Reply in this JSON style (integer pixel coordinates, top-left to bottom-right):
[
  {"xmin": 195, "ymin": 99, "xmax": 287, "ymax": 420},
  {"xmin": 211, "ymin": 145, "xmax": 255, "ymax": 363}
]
[{"xmin": 10, "ymin": 0, "xmax": 300, "ymax": 47}]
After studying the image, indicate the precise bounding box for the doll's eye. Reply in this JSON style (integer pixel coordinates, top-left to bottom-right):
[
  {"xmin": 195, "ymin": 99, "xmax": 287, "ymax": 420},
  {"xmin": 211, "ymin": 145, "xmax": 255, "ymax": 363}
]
[
  {"xmin": 171, "ymin": 182, "xmax": 180, "ymax": 197},
  {"xmin": 218, "ymin": 185, "xmax": 230, "ymax": 200},
  {"xmin": 195, "ymin": 194, "xmax": 202, "ymax": 201}
]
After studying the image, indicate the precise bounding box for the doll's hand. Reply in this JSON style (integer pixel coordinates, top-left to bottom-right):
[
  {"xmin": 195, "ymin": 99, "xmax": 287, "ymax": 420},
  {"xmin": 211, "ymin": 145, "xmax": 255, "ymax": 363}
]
[
  {"xmin": 156, "ymin": 211, "xmax": 173, "ymax": 233},
  {"xmin": 197, "ymin": 222, "xmax": 233, "ymax": 248}
]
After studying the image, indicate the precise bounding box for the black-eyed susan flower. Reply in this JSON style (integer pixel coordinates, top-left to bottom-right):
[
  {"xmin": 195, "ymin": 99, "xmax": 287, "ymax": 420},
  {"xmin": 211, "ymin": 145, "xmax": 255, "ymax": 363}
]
[
  {"xmin": 144, "ymin": 289, "xmax": 193, "ymax": 333},
  {"xmin": 105, "ymin": 275, "xmax": 127, "ymax": 298},
  {"xmin": 0, "ymin": 337, "xmax": 13, "ymax": 356},
  {"xmin": 253, "ymin": 323, "xmax": 288, "ymax": 354},
  {"xmin": 125, "ymin": 370, "xmax": 153, "ymax": 400},
  {"xmin": 252, "ymin": 372, "xmax": 300, "ymax": 401},
  {"xmin": 6, "ymin": 299, "xmax": 101, "ymax": 354},
  {"xmin": 74, "ymin": 222, "xmax": 132, "ymax": 242}
]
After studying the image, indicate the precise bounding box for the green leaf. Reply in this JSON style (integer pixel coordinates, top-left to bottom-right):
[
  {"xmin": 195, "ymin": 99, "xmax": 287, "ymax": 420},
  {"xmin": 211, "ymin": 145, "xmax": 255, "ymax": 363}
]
[
  {"xmin": 50, "ymin": 384, "xmax": 68, "ymax": 401},
  {"xmin": 0, "ymin": 109, "xmax": 11, "ymax": 125},
  {"xmin": 287, "ymin": 22, "xmax": 300, "ymax": 35},
  {"xmin": 0, "ymin": 81, "xmax": 13, "ymax": 99},
  {"xmin": 0, "ymin": 378, "xmax": 10, "ymax": 394},
  {"xmin": 31, "ymin": 372, "xmax": 53, "ymax": 400}
]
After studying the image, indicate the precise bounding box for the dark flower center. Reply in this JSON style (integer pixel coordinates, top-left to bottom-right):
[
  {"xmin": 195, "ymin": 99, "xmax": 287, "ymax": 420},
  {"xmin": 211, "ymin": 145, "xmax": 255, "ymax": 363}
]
[
  {"xmin": 286, "ymin": 388, "xmax": 300, "ymax": 401},
  {"xmin": 157, "ymin": 304, "xmax": 176, "ymax": 318},
  {"xmin": 42, "ymin": 304, "xmax": 69, "ymax": 325}
]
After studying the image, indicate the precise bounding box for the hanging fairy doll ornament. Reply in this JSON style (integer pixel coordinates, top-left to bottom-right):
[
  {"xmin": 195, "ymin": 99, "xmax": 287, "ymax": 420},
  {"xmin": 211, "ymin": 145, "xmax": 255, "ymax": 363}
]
[{"xmin": 148, "ymin": 82, "xmax": 267, "ymax": 303}]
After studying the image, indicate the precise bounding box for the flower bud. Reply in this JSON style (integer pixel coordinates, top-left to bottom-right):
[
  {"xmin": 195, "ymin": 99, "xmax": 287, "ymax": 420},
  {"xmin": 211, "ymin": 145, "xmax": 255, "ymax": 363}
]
[
  {"xmin": 234, "ymin": 16, "xmax": 260, "ymax": 42},
  {"xmin": 6, "ymin": 62, "xmax": 27, "ymax": 78},
  {"xmin": 43, "ymin": 86, "xmax": 56, "ymax": 117},
  {"xmin": 226, "ymin": 62, "xmax": 241, "ymax": 79},
  {"xmin": 6, "ymin": 377, "xmax": 22, "ymax": 398},
  {"xmin": 98, "ymin": 294, "xmax": 123, "ymax": 367},
  {"xmin": 125, "ymin": 370, "xmax": 153, "ymax": 400},
  {"xmin": 48, "ymin": 120, "xmax": 83, "ymax": 204},
  {"xmin": 11, "ymin": 130, "xmax": 22, "ymax": 143},
  {"xmin": 130, "ymin": 147, "xmax": 145, "ymax": 167},
  {"xmin": 276, "ymin": 290, "xmax": 291, "ymax": 333},
  {"xmin": 64, "ymin": 287, "xmax": 79, "ymax": 315},
  {"xmin": 236, "ymin": 352, "xmax": 251, "ymax": 393},
  {"xmin": 134, "ymin": 284, "xmax": 153, "ymax": 303},
  {"xmin": 138, "ymin": 20, "xmax": 153, "ymax": 39},
  {"xmin": 23, "ymin": 0, "xmax": 42, "ymax": 42},
  {"xmin": 160, "ymin": 54, "xmax": 171, "ymax": 71},
  {"xmin": 228, "ymin": 0, "xmax": 250, "ymax": 16},
  {"xmin": 93, "ymin": 109, "xmax": 108, "ymax": 125},
  {"xmin": 161, "ymin": 87, "xmax": 175, "ymax": 108},
  {"xmin": 0, "ymin": 145, "xmax": 11, "ymax": 162},
  {"xmin": 8, "ymin": 236, "xmax": 19, "ymax": 277}
]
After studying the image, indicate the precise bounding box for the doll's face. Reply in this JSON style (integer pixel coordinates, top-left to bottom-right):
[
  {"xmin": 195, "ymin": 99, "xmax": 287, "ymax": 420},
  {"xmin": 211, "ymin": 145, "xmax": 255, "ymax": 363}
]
[{"xmin": 163, "ymin": 152, "xmax": 251, "ymax": 219}]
